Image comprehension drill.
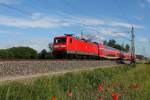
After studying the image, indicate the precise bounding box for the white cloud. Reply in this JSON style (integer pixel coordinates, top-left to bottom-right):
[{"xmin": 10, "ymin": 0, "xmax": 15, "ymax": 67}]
[
  {"xmin": 134, "ymin": 16, "xmax": 143, "ymax": 20},
  {"xmin": 0, "ymin": 14, "xmax": 144, "ymax": 30},
  {"xmin": 73, "ymin": 17, "xmax": 104, "ymax": 26},
  {"xmin": 0, "ymin": 38, "xmax": 51, "ymax": 52},
  {"xmin": 0, "ymin": 15, "xmax": 71, "ymax": 29},
  {"xmin": 85, "ymin": 26, "xmax": 128, "ymax": 38},
  {"xmin": 101, "ymin": 29, "xmax": 128, "ymax": 38},
  {"xmin": 71, "ymin": 16, "xmax": 144, "ymax": 29},
  {"xmin": 77, "ymin": 33, "xmax": 105, "ymax": 42},
  {"xmin": 110, "ymin": 22, "xmax": 144, "ymax": 29},
  {"xmin": 0, "ymin": 13, "xmax": 144, "ymax": 43},
  {"xmin": 139, "ymin": 37, "xmax": 149, "ymax": 42}
]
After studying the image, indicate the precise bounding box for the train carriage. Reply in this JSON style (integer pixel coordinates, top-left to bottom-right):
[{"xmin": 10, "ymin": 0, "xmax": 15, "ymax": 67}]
[{"xmin": 98, "ymin": 43, "xmax": 120, "ymax": 59}]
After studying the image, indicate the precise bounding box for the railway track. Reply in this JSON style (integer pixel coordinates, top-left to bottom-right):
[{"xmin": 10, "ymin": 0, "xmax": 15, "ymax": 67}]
[{"xmin": 0, "ymin": 60, "xmax": 117, "ymax": 81}]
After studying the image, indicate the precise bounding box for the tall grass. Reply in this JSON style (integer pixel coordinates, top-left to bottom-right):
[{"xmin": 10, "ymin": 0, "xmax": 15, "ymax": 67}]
[{"xmin": 0, "ymin": 64, "xmax": 149, "ymax": 100}]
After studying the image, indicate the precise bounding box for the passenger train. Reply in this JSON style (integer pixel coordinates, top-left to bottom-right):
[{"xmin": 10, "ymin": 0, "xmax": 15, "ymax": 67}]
[{"xmin": 52, "ymin": 34, "xmax": 132, "ymax": 60}]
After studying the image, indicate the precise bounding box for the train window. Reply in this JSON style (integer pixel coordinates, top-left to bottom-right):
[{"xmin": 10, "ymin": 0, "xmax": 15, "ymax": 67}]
[
  {"xmin": 54, "ymin": 38, "xmax": 66, "ymax": 43},
  {"xmin": 70, "ymin": 38, "xmax": 72, "ymax": 43}
]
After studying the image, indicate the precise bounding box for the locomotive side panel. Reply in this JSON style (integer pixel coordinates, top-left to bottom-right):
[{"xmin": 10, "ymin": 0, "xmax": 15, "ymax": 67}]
[{"xmin": 67, "ymin": 36, "xmax": 98, "ymax": 56}]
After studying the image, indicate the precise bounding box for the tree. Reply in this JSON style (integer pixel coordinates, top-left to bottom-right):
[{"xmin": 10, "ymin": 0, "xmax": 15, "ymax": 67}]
[
  {"xmin": 38, "ymin": 49, "xmax": 54, "ymax": 59},
  {"xmin": 49, "ymin": 43, "xmax": 53, "ymax": 52},
  {"xmin": 0, "ymin": 49, "xmax": 11, "ymax": 59},
  {"xmin": 0, "ymin": 47, "xmax": 38, "ymax": 59},
  {"xmin": 8, "ymin": 47, "xmax": 38, "ymax": 59},
  {"xmin": 125, "ymin": 44, "xmax": 130, "ymax": 52},
  {"xmin": 103, "ymin": 39, "xmax": 130, "ymax": 52},
  {"xmin": 108, "ymin": 39, "xmax": 116, "ymax": 47},
  {"xmin": 103, "ymin": 40, "xmax": 108, "ymax": 45},
  {"xmin": 38, "ymin": 49, "xmax": 47, "ymax": 59}
]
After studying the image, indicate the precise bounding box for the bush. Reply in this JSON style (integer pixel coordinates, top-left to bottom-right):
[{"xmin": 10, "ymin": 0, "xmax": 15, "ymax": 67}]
[
  {"xmin": 0, "ymin": 49, "xmax": 14, "ymax": 59},
  {"xmin": 9, "ymin": 47, "xmax": 38, "ymax": 59},
  {"xmin": 38, "ymin": 49, "xmax": 54, "ymax": 59},
  {"xmin": 0, "ymin": 47, "xmax": 38, "ymax": 59},
  {"xmin": 146, "ymin": 60, "xmax": 150, "ymax": 64}
]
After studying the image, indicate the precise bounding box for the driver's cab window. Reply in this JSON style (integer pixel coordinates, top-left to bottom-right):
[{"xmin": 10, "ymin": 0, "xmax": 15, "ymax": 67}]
[
  {"xmin": 70, "ymin": 38, "xmax": 72, "ymax": 43},
  {"xmin": 54, "ymin": 38, "xmax": 66, "ymax": 43}
]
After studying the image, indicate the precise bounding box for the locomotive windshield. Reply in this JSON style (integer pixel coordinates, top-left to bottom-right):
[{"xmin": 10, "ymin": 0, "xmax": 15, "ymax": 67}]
[{"xmin": 54, "ymin": 38, "xmax": 66, "ymax": 43}]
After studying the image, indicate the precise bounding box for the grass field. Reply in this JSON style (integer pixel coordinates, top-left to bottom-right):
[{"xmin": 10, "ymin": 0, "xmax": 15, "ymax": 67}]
[{"xmin": 0, "ymin": 64, "xmax": 149, "ymax": 100}]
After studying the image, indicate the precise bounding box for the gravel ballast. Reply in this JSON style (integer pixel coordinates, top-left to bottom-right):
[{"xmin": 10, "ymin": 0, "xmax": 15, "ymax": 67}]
[{"xmin": 0, "ymin": 60, "xmax": 116, "ymax": 81}]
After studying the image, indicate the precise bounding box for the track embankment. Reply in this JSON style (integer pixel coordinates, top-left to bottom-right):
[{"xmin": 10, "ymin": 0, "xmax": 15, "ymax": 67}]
[{"xmin": 0, "ymin": 60, "xmax": 117, "ymax": 81}]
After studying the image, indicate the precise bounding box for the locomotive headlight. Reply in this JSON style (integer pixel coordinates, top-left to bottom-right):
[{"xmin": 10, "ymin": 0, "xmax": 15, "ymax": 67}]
[
  {"xmin": 54, "ymin": 45, "xmax": 59, "ymax": 48},
  {"xmin": 60, "ymin": 45, "xmax": 66, "ymax": 47},
  {"xmin": 53, "ymin": 45, "xmax": 66, "ymax": 48}
]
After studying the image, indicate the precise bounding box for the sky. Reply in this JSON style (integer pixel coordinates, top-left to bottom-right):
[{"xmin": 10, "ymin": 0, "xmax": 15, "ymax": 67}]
[{"xmin": 0, "ymin": 0, "xmax": 150, "ymax": 57}]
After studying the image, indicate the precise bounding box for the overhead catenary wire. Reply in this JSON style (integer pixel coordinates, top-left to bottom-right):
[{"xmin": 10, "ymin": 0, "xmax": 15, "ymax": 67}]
[{"xmin": 90, "ymin": 28, "xmax": 131, "ymax": 41}]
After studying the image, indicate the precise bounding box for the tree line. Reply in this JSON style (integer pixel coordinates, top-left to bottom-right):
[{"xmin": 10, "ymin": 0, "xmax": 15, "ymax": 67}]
[
  {"xmin": 103, "ymin": 39, "xmax": 130, "ymax": 52},
  {"xmin": 0, "ymin": 47, "xmax": 54, "ymax": 59}
]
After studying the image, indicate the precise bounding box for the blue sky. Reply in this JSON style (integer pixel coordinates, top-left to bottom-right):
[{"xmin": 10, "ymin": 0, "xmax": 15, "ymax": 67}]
[{"xmin": 0, "ymin": 0, "xmax": 150, "ymax": 57}]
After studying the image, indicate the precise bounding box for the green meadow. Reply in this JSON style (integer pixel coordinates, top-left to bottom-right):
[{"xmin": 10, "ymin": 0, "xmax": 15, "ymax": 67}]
[{"xmin": 0, "ymin": 64, "xmax": 149, "ymax": 100}]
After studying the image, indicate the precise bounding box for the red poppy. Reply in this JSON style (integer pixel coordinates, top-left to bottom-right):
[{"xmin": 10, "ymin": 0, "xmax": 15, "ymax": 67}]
[
  {"xmin": 131, "ymin": 83, "xmax": 139, "ymax": 90},
  {"xmin": 97, "ymin": 84, "xmax": 103, "ymax": 92},
  {"xmin": 51, "ymin": 96, "xmax": 57, "ymax": 100},
  {"xmin": 67, "ymin": 90, "xmax": 73, "ymax": 97},
  {"xmin": 111, "ymin": 92, "xmax": 120, "ymax": 100}
]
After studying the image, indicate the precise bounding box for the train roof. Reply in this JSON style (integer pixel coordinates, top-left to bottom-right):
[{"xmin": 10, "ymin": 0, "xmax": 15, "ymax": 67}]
[
  {"xmin": 104, "ymin": 45, "xmax": 120, "ymax": 51},
  {"xmin": 54, "ymin": 34, "xmax": 99, "ymax": 44}
]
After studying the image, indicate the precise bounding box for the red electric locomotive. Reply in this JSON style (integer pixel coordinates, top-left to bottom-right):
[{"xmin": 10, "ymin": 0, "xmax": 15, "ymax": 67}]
[{"xmin": 53, "ymin": 34, "xmax": 99, "ymax": 58}]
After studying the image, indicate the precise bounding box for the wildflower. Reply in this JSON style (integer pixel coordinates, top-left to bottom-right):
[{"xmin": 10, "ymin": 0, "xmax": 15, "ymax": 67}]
[
  {"xmin": 51, "ymin": 96, "xmax": 57, "ymax": 100},
  {"xmin": 97, "ymin": 84, "xmax": 103, "ymax": 92},
  {"xmin": 111, "ymin": 92, "xmax": 120, "ymax": 100},
  {"xmin": 131, "ymin": 83, "xmax": 139, "ymax": 90},
  {"xmin": 67, "ymin": 90, "xmax": 73, "ymax": 97},
  {"xmin": 97, "ymin": 81, "xmax": 105, "ymax": 92}
]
